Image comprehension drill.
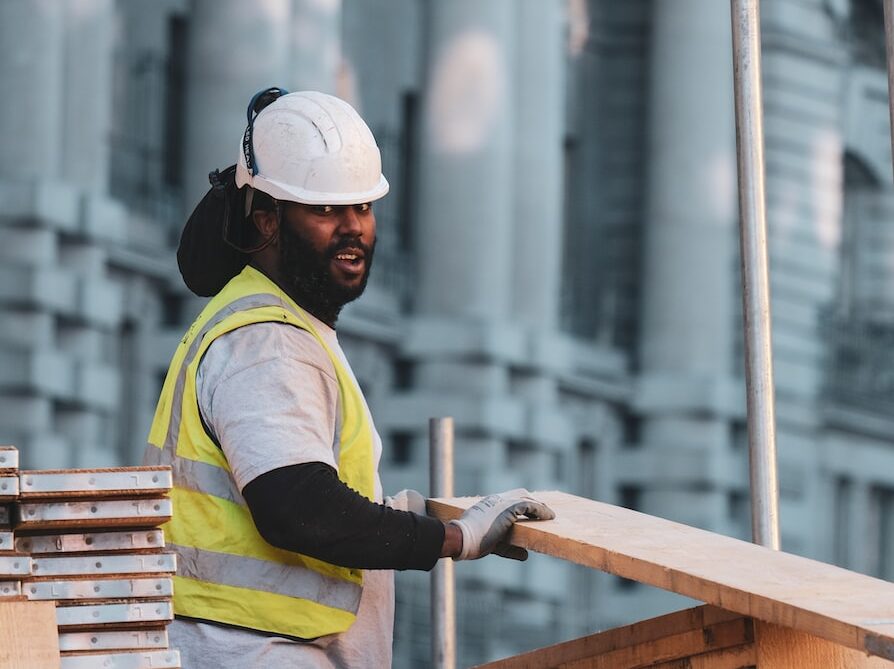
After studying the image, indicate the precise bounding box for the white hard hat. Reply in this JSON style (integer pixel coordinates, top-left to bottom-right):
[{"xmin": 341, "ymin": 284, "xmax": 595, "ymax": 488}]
[{"xmin": 235, "ymin": 90, "xmax": 389, "ymax": 206}]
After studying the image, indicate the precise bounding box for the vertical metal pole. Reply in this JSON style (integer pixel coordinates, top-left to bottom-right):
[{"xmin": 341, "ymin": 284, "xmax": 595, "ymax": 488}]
[
  {"xmin": 730, "ymin": 0, "xmax": 781, "ymax": 550},
  {"xmin": 884, "ymin": 0, "xmax": 894, "ymax": 180},
  {"xmin": 430, "ymin": 417, "xmax": 456, "ymax": 669}
]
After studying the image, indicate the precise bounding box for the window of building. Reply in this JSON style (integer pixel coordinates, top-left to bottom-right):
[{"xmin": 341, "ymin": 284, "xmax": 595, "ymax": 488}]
[
  {"xmin": 833, "ymin": 476, "xmax": 853, "ymax": 568},
  {"xmin": 874, "ymin": 486, "xmax": 894, "ymax": 580},
  {"xmin": 390, "ymin": 432, "xmax": 414, "ymax": 466}
]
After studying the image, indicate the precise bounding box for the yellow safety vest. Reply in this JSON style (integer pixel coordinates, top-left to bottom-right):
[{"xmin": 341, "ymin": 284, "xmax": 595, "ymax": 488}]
[{"xmin": 145, "ymin": 265, "xmax": 375, "ymax": 640}]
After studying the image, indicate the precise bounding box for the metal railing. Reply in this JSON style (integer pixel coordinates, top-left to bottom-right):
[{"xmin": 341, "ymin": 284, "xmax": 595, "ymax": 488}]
[
  {"xmin": 731, "ymin": 0, "xmax": 781, "ymax": 550},
  {"xmin": 822, "ymin": 310, "xmax": 894, "ymax": 413}
]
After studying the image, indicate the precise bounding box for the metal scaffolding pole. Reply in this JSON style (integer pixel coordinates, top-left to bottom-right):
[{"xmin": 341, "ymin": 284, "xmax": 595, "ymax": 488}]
[
  {"xmin": 730, "ymin": 0, "xmax": 781, "ymax": 550},
  {"xmin": 430, "ymin": 417, "xmax": 456, "ymax": 669},
  {"xmin": 884, "ymin": 0, "xmax": 894, "ymax": 180}
]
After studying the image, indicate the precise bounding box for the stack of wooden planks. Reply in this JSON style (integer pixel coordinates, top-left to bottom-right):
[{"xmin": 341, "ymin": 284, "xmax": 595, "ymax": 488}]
[
  {"xmin": 10, "ymin": 457, "xmax": 180, "ymax": 669},
  {"xmin": 0, "ymin": 446, "xmax": 29, "ymax": 601}
]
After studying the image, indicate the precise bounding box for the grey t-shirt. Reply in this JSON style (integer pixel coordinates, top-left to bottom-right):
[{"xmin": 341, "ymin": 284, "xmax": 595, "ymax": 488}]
[{"xmin": 170, "ymin": 317, "xmax": 394, "ymax": 669}]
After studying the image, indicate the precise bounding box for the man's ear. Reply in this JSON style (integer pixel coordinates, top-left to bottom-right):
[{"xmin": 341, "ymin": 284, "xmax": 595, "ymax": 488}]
[{"xmin": 252, "ymin": 209, "xmax": 279, "ymax": 245}]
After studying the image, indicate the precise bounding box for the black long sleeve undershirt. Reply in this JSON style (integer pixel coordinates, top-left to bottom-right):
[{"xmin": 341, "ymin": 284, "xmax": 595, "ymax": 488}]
[{"xmin": 242, "ymin": 462, "xmax": 445, "ymax": 571}]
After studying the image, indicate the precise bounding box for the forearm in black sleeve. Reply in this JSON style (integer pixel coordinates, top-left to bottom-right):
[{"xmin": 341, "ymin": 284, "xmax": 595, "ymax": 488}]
[{"xmin": 241, "ymin": 462, "xmax": 445, "ymax": 571}]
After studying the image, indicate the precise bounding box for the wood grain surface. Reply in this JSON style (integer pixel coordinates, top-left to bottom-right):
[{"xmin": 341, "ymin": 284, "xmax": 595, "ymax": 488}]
[
  {"xmin": 474, "ymin": 605, "xmax": 752, "ymax": 669},
  {"xmin": 755, "ymin": 621, "xmax": 894, "ymax": 668},
  {"xmin": 429, "ymin": 491, "xmax": 894, "ymax": 662},
  {"xmin": 0, "ymin": 600, "xmax": 61, "ymax": 668}
]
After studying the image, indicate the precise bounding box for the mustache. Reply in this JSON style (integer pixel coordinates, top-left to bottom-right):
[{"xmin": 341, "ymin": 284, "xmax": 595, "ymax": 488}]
[{"xmin": 326, "ymin": 237, "xmax": 374, "ymax": 257}]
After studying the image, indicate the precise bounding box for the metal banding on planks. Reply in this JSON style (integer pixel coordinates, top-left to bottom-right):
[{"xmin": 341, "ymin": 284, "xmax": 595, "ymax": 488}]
[
  {"xmin": 26, "ymin": 577, "xmax": 173, "ymax": 601},
  {"xmin": 56, "ymin": 601, "xmax": 174, "ymax": 627},
  {"xmin": 0, "ymin": 530, "xmax": 12, "ymax": 552},
  {"xmin": 17, "ymin": 498, "xmax": 172, "ymax": 529},
  {"xmin": 0, "ymin": 474, "xmax": 18, "ymax": 500},
  {"xmin": 31, "ymin": 552, "xmax": 176, "ymax": 577},
  {"xmin": 0, "ymin": 446, "xmax": 18, "ymax": 471},
  {"xmin": 0, "ymin": 554, "xmax": 31, "ymax": 576},
  {"xmin": 17, "ymin": 529, "xmax": 165, "ymax": 555},
  {"xmin": 58, "ymin": 629, "xmax": 169, "ymax": 652},
  {"xmin": 18, "ymin": 467, "xmax": 172, "ymax": 498},
  {"xmin": 59, "ymin": 649, "xmax": 181, "ymax": 669},
  {"xmin": 0, "ymin": 580, "xmax": 22, "ymax": 597}
]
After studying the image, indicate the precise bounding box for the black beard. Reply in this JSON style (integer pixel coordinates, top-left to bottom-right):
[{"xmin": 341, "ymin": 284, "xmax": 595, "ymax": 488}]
[{"xmin": 278, "ymin": 222, "xmax": 375, "ymax": 326}]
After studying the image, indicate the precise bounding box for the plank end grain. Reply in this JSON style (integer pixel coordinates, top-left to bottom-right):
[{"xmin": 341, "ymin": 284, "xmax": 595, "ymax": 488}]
[{"xmin": 0, "ymin": 600, "xmax": 61, "ymax": 669}]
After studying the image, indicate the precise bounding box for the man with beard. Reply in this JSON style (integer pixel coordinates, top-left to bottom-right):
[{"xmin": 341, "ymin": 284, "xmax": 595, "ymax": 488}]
[{"xmin": 145, "ymin": 90, "xmax": 554, "ymax": 668}]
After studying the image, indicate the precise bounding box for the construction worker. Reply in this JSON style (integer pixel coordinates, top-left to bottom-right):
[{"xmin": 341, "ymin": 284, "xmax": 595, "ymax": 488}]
[{"xmin": 145, "ymin": 89, "xmax": 555, "ymax": 668}]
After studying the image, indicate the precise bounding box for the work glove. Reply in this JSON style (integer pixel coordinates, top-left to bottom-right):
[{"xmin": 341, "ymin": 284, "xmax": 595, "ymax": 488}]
[
  {"xmin": 384, "ymin": 489, "xmax": 427, "ymax": 515},
  {"xmin": 449, "ymin": 488, "xmax": 555, "ymax": 561}
]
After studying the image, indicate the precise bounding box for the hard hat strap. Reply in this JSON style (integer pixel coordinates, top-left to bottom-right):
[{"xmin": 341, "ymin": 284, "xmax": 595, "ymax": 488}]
[{"xmin": 242, "ymin": 86, "xmax": 290, "ymax": 176}]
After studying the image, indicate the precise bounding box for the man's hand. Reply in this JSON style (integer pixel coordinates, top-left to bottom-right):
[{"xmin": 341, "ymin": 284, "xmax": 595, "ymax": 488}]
[
  {"xmin": 384, "ymin": 489, "xmax": 427, "ymax": 515},
  {"xmin": 449, "ymin": 489, "xmax": 555, "ymax": 561}
]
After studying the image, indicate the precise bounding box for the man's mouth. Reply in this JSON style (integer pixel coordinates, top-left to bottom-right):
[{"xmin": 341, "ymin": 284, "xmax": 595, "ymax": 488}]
[{"xmin": 331, "ymin": 248, "xmax": 366, "ymax": 275}]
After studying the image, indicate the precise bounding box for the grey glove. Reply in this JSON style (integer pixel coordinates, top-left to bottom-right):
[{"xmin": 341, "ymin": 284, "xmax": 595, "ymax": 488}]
[
  {"xmin": 384, "ymin": 489, "xmax": 427, "ymax": 515},
  {"xmin": 449, "ymin": 488, "xmax": 555, "ymax": 561}
]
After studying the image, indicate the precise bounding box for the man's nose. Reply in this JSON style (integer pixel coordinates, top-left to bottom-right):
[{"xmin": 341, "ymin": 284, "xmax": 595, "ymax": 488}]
[{"xmin": 336, "ymin": 206, "xmax": 363, "ymax": 236}]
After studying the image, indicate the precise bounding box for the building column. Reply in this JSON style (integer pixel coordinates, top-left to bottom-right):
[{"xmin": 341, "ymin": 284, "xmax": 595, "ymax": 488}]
[
  {"xmin": 61, "ymin": 0, "xmax": 114, "ymax": 193},
  {"xmin": 511, "ymin": 0, "xmax": 564, "ymax": 331},
  {"xmin": 509, "ymin": 0, "xmax": 566, "ymax": 469},
  {"xmin": 415, "ymin": 0, "xmax": 515, "ymax": 322},
  {"xmin": 636, "ymin": 0, "xmax": 738, "ymax": 530},
  {"xmin": 184, "ymin": 0, "xmax": 291, "ymax": 208},
  {"xmin": 0, "ymin": 0, "xmax": 65, "ymax": 182},
  {"xmin": 290, "ymin": 0, "xmax": 342, "ymax": 95}
]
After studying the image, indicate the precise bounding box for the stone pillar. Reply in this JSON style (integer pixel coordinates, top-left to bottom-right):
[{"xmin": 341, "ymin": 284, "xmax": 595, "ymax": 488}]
[
  {"xmin": 508, "ymin": 0, "xmax": 565, "ymax": 461},
  {"xmin": 511, "ymin": 0, "xmax": 564, "ymax": 330},
  {"xmin": 0, "ymin": 0, "xmax": 65, "ymax": 181},
  {"xmin": 184, "ymin": 0, "xmax": 291, "ymax": 208},
  {"xmin": 636, "ymin": 0, "xmax": 737, "ymax": 529},
  {"xmin": 61, "ymin": 0, "xmax": 115, "ymax": 193},
  {"xmin": 640, "ymin": 0, "xmax": 736, "ymax": 375},
  {"xmin": 290, "ymin": 0, "xmax": 342, "ymax": 95},
  {"xmin": 415, "ymin": 0, "xmax": 516, "ymax": 321}
]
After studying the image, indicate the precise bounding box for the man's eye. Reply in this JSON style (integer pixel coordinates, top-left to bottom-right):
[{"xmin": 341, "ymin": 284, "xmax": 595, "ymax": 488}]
[
  {"xmin": 356, "ymin": 203, "xmax": 372, "ymax": 213},
  {"xmin": 311, "ymin": 205, "xmax": 335, "ymax": 215}
]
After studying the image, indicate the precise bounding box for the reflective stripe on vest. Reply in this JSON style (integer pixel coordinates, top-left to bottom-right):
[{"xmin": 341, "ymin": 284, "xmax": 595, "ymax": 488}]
[
  {"xmin": 171, "ymin": 544, "xmax": 361, "ymax": 612},
  {"xmin": 146, "ymin": 266, "xmax": 374, "ymax": 638}
]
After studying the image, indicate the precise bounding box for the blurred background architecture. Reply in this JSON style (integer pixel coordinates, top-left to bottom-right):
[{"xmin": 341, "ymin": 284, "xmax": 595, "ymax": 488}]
[{"xmin": 0, "ymin": 0, "xmax": 892, "ymax": 666}]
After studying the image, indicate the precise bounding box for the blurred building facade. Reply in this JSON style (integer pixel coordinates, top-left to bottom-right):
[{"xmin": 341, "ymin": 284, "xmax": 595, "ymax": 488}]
[{"xmin": 0, "ymin": 0, "xmax": 893, "ymax": 665}]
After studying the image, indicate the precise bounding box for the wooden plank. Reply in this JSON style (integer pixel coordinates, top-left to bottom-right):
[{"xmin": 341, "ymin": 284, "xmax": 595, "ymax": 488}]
[
  {"xmin": 30, "ymin": 552, "xmax": 176, "ymax": 577},
  {"xmin": 0, "ymin": 554, "xmax": 31, "ymax": 577},
  {"xmin": 0, "ymin": 600, "xmax": 61, "ymax": 668},
  {"xmin": 0, "ymin": 446, "xmax": 19, "ymax": 472},
  {"xmin": 0, "ymin": 581, "xmax": 22, "ymax": 598},
  {"xmin": 16, "ymin": 530, "xmax": 165, "ymax": 555},
  {"xmin": 0, "ymin": 475, "xmax": 18, "ymax": 501},
  {"xmin": 647, "ymin": 643, "xmax": 756, "ymax": 669},
  {"xmin": 0, "ymin": 531, "xmax": 13, "ymax": 552},
  {"xmin": 429, "ymin": 492, "xmax": 894, "ymax": 661},
  {"xmin": 755, "ymin": 621, "xmax": 894, "ymax": 668},
  {"xmin": 59, "ymin": 650, "xmax": 180, "ymax": 669},
  {"xmin": 16, "ymin": 499, "xmax": 172, "ymax": 530},
  {"xmin": 18, "ymin": 467, "xmax": 172, "ymax": 499},
  {"xmin": 58, "ymin": 629, "xmax": 168, "ymax": 652},
  {"xmin": 56, "ymin": 600, "xmax": 173, "ymax": 629},
  {"xmin": 474, "ymin": 606, "xmax": 747, "ymax": 669},
  {"xmin": 557, "ymin": 619, "xmax": 751, "ymax": 669},
  {"xmin": 25, "ymin": 577, "xmax": 173, "ymax": 601}
]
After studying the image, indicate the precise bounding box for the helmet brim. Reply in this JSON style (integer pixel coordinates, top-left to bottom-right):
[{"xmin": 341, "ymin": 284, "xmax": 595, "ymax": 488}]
[{"xmin": 236, "ymin": 163, "xmax": 389, "ymax": 206}]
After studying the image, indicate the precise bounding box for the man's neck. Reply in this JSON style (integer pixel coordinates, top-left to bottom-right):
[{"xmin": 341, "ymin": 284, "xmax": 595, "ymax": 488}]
[{"xmin": 248, "ymin": 261, "xmax": 340, "ymax": 328}]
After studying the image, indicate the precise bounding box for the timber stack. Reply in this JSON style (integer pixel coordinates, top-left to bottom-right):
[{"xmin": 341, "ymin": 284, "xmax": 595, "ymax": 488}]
[
  {"xmin": 0, "ymin": 446, "xmax": 29, "ymax": 600},
  {"xmin": 0, "ymin": 445, "xmax": 181, "ymax": 669}
]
